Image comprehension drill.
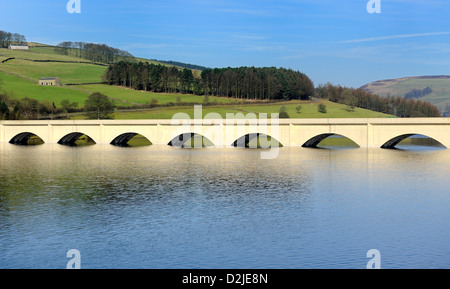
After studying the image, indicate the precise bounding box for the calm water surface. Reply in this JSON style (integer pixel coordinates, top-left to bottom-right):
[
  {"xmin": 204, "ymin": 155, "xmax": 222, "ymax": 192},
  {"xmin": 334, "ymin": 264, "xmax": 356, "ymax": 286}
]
[{"xmin": 0, "ymin": 144, "xmax": 449, "ymax": 269}]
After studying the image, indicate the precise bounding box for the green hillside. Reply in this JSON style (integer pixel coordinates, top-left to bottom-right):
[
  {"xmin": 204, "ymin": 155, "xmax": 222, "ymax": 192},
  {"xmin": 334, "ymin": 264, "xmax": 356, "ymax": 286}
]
[
  {"xmin": 0, "ymin": 71, "xmax": 89, "ymax": 105},
  {"xmin": 361, "ymin": 76, "xmax": 450, "ymax": 115},
  {"xmin": 0, "ymin": 43, "xmax": 391, "ymax": 119},
  {"xmin": 100, "ymin": 100, "xmax": 391, "ymax": 120},
  {"xmin": 0, "ymin": 45, "xmax": 231, "ymax": 107},
  {"xmin": 1, "ymin": 59, "xmax": 106, "ymax": 83}
]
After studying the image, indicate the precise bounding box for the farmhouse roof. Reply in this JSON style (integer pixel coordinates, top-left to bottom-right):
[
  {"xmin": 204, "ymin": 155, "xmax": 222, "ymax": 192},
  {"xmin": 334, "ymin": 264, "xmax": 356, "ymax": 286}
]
[{"xmin": 40, "ymin": 77, "xmax": 60, "ymax": 80}]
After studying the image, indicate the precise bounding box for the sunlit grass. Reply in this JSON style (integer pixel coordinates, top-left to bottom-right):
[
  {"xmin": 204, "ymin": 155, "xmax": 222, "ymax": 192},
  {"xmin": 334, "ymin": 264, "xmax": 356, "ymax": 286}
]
[
  {"xmin": 74, "ymin": 100, "xmax": 392, "ymax": 120},
  {"xmin": 27, "ymin": 135, "xmax": 45, "ymax": 145},
  {"xmin": 122, "ymin": 134, "xmax": 152, "ymax": 147},
  {"xmin": 73, "ymin": 135, "xmax": 96, "ymax": 146},
  {"xmin": 317, "ymin": 135, "xmax": 359, "ymax": 148}
]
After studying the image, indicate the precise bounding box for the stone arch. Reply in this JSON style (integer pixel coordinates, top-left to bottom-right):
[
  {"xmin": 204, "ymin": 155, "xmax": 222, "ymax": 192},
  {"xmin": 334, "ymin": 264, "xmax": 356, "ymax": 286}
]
[
  {"xmin": 302, "ymin": 133, "xmax": 360, "ymax": 148},
  {"xmin": 168, "ymin": 133, "xmax": 215, "ymax": 148},
  {"xmin": 232, "ymin": 133, "xmax": 283, "ymax": 148},
  {"xmin": 58, "ymin": 132, "xmax": 96, "ymax": 146},
  {"xmin": 9, "ymin": 132, "xmax": 45, "ymax": 146},
  {"xmin": 381, "ymin": 134, "xmax": 447, "ymax": 149},
  {"xmin": 110, "ymin": 133, "xmax": 152, "ymax": 147}
]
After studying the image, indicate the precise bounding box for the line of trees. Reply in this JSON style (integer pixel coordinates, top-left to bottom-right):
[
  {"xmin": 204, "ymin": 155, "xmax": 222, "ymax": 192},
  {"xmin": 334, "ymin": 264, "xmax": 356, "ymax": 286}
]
[
  {"xmin": 0, "ymin": 92, "xmax": 59, "ymax": 120},
  {"xmin": 404, "ymin": 87, "xmax": 432, "ymax": 100},
  {"xmin": 105, "ymin": 61, "xmax": 199, "ymax": 94},
  {"xmin": 105, "ymin": 62, "xmax": 315, "ymax": 100},
  {"xmin": 200, "ymin": 67, "xmax": 314, "ymax": 100},
  {"xmin": 0, "ymin": 90, "xmax": 116, "ymax": 120},
  {"xmin": 0, "ymin": 31, "xmax": 27, "ymax": 48},
  {"xmin": 55, "ymin": 41, "xmax": 134, "ymax": 64},
  {"xmin": 151, "ymin": 59, "xmax": 208, "ymax": 71},
  {"xmin": 315, "ymin": 83, "xmax": 442, "ymax": 117}
]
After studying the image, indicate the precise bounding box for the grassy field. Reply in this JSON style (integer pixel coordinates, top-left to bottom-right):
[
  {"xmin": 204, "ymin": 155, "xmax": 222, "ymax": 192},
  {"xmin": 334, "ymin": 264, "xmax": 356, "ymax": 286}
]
[
  {"xmin": 0, "ymin": 46, "xmax": 93, "ymax": 62},
  {"xmin": 0, "ymin": 59, "xmax": 106, "ymax": 83},
  {"xmin": 0, "ymin": 71, "xmax": 89, "ymax": 106},
  {"xmin": 226, "ymin": 100, "xmax": 392, "ymax": 118},
  {"xmin": 0, "ymin": 70, "xmax": 245, "ymax": 108},
  {"xmin": 69, "ymin": 100, "xmax": 391, "ymax": 120}
]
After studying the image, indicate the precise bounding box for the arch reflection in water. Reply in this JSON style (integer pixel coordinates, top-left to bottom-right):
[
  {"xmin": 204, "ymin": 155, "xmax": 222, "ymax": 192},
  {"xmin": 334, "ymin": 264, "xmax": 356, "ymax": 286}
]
[
  {"xmin": 382, "ymin": 134, "xmax": 446, "ymax": 150},
  {"xmin": 58, "ymin": 133, "xmax": 96, "ymax": 147},
  {"xmin": 9, "ymin": 132, "xmax": 45, "ymax": 146},
  {"xmin": 168, "ymin": 133, "xmax": 215, "ymax": 148},
  {"xmin": 111, "ymin": 133, "xmax": 152, "ymax": 147},
  {"xmin": 302, "ymin": 134, "xmax": 359, "ymax": 149},
  {"xmin": 232, "ymin": 133, "xmax": 283, "ymax": 149}
]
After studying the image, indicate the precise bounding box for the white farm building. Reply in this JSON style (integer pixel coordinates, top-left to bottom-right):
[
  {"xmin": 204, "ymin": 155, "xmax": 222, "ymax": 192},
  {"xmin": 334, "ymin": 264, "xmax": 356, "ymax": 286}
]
[{"xmin": 8, "ymin": 44, "xmax": 29, "ymax": 50}]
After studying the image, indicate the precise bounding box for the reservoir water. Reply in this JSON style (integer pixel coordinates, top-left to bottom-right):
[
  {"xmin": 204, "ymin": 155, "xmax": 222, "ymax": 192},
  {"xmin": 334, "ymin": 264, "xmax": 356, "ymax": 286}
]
[{"xmin": 0, "ymin": 143, "xmax": 449, "ymax": 269}]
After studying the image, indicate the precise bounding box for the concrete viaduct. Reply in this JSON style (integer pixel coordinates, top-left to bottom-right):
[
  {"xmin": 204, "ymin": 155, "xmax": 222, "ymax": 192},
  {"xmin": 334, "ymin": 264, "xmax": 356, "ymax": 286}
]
[{"xmin": 1, "ymin": 118, "xmax": 450, "ymax": 149}]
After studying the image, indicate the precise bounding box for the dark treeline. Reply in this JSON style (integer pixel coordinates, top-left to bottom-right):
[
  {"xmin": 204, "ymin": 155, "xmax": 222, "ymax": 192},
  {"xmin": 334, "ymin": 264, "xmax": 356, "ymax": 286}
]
[
  {"xmin": 105, "ymin": 62, "xmax": 315, "ymax": 100},
  {"xmin": 105, "ymin": 61, "xmax": 200, "ymax": 94},
  {"xmin": 151, "ymin": 59, "xmax": 208, "ymax": 71},
  {"xmin": 201, "ymin": 67, "xmax": 314, "ymax": 100},
  {"xmin": 404, "ymin": 87, "xmax": 432, "ymax": 100},
  {"xmin": 316, "ymin": 83, "xmax": 442, "ymax": 117},
  {"xmin": 0, "ymin": 30, "xmax": 27, "ymax": 48},
  {"xmin": 55, "ymin": 41, "xmax": 134, "ymax": 64}
]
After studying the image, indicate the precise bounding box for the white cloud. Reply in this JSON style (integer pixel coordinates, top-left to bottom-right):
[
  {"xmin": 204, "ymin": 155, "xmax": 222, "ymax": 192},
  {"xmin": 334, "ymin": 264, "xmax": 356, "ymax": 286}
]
[{"xmin": 338, "ymin": 32, "xmax": 450, "ymax": 44}]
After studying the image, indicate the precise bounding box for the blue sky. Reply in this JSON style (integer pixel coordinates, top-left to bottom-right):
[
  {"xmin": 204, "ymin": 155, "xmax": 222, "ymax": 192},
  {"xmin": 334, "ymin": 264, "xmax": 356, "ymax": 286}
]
[{"xmin": 1, "ymin": 0, "xmax": 450, "ymax": 87}]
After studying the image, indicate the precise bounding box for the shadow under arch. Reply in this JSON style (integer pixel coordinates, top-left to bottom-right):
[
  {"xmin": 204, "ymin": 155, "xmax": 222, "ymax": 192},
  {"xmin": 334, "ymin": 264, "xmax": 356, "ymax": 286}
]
[
  {"xmin": 168, "ymin": 133, "xmax": 215, "ymax": 148},
  {"xmin": 111, "ymin": 133, "xmax": 152, "ymax": 147},
  {"xmin": 232, "ymin": 133, "xmax": 283, "ymax": 148},
  {"xmin": 381, "ymin": 134, "xmax": 446, "ymax": 149},
  {"xmin": 58, "ymin": 132, "xmax": 96, "ymax": 147},
  {"xmin": 9, "ymin": 132, "xmax": 45, "ymax": 146},
  {"xmin": 302, "ymin": 133, "xmax": 360, "ymax": 149}
]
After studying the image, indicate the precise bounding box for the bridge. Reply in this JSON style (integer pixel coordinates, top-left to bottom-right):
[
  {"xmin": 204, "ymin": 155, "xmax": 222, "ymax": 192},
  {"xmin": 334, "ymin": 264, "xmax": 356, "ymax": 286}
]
[{"xmin": 1, "ymin": 118, "xmax": 450, "ymax": 149}]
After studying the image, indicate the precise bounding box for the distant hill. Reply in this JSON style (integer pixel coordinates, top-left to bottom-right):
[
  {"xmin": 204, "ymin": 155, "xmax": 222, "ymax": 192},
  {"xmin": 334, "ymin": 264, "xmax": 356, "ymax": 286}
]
[{"xmin": 361, "ymin": 76, "xmax": 450, "ymax": 115}]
